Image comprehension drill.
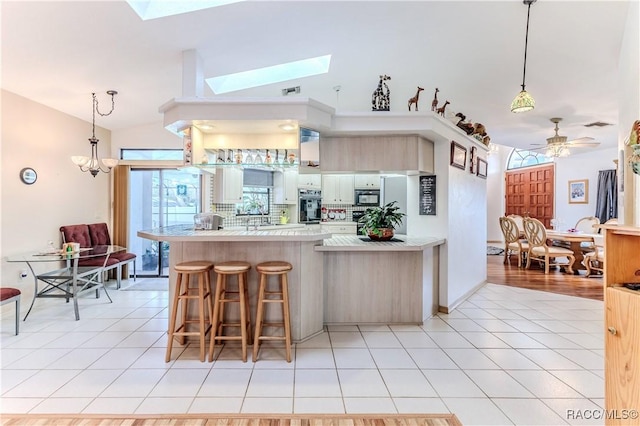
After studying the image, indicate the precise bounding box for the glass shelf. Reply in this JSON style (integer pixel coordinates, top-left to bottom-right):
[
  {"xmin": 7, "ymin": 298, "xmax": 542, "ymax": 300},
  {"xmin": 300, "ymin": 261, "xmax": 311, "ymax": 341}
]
[{"xmin": 192, "ymin": 162, "xmax": 300, "ymax": 171}]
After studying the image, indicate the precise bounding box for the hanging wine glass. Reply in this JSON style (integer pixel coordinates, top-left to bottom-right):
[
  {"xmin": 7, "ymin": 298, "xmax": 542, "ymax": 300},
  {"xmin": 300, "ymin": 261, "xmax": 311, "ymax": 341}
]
[
  {"xmin": 254, "ymin": 149, "xmax": 263, "ymax": 164},
  {"xmin": 226, "ymin": 149, "xmax": 233, "ymax": 163},
  {"xmin": 235, "ymin": 148, "xmax": 243, "ymax": 164},
  {"xmin": 265, "ymin": 149, "xmax": 273, "ymax": 165},
  {"xmin": 245, "ymin": 150, "xmax": 254, "ymax": 164}
]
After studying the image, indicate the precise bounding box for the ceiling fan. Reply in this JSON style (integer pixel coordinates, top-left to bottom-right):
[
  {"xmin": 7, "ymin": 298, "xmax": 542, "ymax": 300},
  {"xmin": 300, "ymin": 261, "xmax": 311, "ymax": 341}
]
[{"xmin": 531, "ymin": 117, "xmax": 600, "ymax": 157}]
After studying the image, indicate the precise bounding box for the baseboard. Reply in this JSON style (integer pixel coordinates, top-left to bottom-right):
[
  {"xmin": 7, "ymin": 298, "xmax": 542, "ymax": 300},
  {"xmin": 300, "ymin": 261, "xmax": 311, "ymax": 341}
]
[{"xmin": 438, "ymin": 279, "xmax": 487, "ymax": 314}]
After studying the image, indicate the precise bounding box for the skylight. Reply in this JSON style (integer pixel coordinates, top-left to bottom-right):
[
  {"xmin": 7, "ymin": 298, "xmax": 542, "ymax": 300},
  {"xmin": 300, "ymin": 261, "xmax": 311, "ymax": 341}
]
[
  {"xmin": 126, "ymin": 0, "xmax": 245, "ymax": 20},
  {"xmin": 206, "ymin": 55, "xmax": 332, "ymax": 94}
]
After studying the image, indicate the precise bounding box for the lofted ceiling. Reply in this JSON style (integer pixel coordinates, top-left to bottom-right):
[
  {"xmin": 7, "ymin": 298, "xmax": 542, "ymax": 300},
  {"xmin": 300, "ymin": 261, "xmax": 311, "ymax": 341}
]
[{"xmin": 0, "ymin": 1, "xmax": 633, "ymax": 153}]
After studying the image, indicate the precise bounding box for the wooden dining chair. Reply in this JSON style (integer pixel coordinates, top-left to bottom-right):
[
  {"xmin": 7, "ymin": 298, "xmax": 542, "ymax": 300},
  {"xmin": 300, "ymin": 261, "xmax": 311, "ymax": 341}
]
[
  {"xmin": 573, "ymin": 216, "xmax": 600, "ymax": 252},
  {"xmin": 506, "ymin": 214, "xmax": 525, "ymax": 238},
  {"xmin": 499, "ymin": 216, "xmax": 529, "ymax": 267},
  {"xmin": 583, "ymin": 235, "xmax": 605, "ymax": 277},
  {"xmin": 523, "ymin": 217, "xmax": 576, "ymax": 274}
]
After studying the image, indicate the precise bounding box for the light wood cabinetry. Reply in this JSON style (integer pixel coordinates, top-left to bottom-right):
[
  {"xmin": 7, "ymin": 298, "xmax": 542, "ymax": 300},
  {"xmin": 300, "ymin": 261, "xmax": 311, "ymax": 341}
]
[
  {"xmin": 321, "ymin": 222, "xmax": 357, "ymax": 235},
  {"xmin": 354, "ymin": 174, "xmax": 380, "ymax": 189},
  {"xmin": 298, "ymin": 173, "xmax": 321, "ymax": 189},
  {"xmin": 603, "ymin": 225, "xmax": 640, "ymax": 425},
  {"xmin": 320, "ymin": 135, "xmax": 434, "ymax": 173},
  {"xmin": 274, "ymin": 170, "xmax": 298, "ymax": 204},
  {"xmin": 212, "ymin": 167, "xmax": 243, "ymax": 204},
  {"xmin": 322, "ymin": 175, "xmax": 354, "ymax": 205}
]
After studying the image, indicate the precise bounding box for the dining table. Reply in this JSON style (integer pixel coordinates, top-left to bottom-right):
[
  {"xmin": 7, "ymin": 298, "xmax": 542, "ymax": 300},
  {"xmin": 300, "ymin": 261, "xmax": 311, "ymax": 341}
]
[
  {"xmin": 545, "ymin": 230, "xmax": 601, "ymax": 274},
  {"xmin": 6, "ymin": 245, "xmax": 125, "ymax": 320}
]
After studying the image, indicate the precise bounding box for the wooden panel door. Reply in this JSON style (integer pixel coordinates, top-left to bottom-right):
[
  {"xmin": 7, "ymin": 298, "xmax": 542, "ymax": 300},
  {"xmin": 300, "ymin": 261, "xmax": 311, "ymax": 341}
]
[{"xmin": 505, "ymin": 164, "xmax": 554, "ymax": 228}]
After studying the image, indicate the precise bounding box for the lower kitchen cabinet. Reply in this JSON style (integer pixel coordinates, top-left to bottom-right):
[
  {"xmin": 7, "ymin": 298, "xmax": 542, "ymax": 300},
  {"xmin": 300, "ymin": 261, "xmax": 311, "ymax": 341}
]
[{"xmin": 321, "ymin": 222, "xmax": 357, "ymax": 235}]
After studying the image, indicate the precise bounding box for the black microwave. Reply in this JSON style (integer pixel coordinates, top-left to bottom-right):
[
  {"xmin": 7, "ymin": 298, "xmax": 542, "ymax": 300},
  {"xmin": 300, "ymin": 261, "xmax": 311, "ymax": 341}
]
[{"xmin": 354, "ymin": 189, "xmax": 381, "ymax": 206}]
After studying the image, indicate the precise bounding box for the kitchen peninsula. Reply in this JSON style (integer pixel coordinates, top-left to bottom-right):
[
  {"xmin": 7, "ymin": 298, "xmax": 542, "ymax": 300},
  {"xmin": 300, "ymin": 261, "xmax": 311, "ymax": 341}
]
[
  {"xmin": 138, "ymin": 226, "xmax": 444, "ymax": 340},
  {"xmin": 138, "ymin": 225, "xmax": 330, "ymax": 341}
]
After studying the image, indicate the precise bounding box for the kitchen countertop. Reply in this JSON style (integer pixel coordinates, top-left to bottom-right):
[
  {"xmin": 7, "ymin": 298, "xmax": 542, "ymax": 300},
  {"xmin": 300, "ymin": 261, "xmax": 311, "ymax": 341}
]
[
  {"xmin": 138, "ymin": 224, "xmax": 330, "ymax": 242},
  {"xmin": 316, "ymin": 234, "xmax": 445, "ymax": 252}
]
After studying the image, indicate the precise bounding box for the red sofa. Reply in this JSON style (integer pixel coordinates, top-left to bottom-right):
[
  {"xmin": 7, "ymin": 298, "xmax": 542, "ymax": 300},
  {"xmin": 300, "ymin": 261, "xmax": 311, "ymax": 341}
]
[{"xmin": 59, "ymin": 223, "xmax": 136, "ymax": 289}]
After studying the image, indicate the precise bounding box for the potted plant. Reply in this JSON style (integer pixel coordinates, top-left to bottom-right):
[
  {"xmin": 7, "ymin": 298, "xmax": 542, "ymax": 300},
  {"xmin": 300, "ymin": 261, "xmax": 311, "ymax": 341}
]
[{"xmin": 358, "ymin": 201, "xmax": 406, "ymax": 241}]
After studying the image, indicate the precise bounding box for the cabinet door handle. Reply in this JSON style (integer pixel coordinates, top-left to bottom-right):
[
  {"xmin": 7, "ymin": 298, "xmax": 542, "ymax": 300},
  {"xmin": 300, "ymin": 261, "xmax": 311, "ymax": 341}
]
[{"xmin": 607, "ymin": 326, "xmax": 617, "ymax": 335}]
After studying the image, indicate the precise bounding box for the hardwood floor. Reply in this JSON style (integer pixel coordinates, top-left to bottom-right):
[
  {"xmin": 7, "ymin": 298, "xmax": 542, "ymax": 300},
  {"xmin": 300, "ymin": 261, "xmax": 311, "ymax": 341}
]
[{"xmin": 487, "ymin": 251, "xmax": 604, "ymax": 301}]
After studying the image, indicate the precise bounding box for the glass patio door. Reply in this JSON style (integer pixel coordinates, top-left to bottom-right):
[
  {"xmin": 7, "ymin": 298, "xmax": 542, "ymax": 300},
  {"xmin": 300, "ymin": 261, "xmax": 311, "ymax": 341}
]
[{"xmin": 128, "ymin": 168, "xmax": 201, "ymax": 277}]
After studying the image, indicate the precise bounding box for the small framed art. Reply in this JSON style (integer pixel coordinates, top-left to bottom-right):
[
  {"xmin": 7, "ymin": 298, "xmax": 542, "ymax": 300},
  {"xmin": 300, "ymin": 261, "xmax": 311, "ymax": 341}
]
[
  {"xmin": 476, "ymin": 158, "xmax": 487, "ymax": 178},
  {"xmin": 450, "ymin": 141, "xmax": 466, "ymax": 170},
  {"xmin": 568, "ymin": 179, "xmax": 588, "ymax": 204}
]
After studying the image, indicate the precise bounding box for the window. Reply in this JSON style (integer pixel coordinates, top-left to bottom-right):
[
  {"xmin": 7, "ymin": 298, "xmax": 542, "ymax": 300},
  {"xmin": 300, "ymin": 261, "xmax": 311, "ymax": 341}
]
[
  {"xmin": 121, "ymin": 149, "xmax": 184, "ymax": 161},
  {"xmin": 236, "ymin": 187, "xmax": 270, "ymax": 215},
  {"xmin": 506, "ymin": 149, "xmax": 553, "ymax": 170}
]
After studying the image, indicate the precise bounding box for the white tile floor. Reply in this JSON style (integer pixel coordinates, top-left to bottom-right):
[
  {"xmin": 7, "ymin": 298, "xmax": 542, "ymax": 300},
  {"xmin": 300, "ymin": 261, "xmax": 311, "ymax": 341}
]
[{"xmin": 0, "ymin": 280, "xmax": 606, "ymax": 425}]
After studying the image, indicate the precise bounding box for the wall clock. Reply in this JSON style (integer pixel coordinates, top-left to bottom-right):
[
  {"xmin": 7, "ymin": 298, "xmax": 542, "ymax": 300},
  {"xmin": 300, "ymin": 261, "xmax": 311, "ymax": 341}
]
[{"xmin": 20, "ymin": 167, "xmax": 37, "ymax": 185}]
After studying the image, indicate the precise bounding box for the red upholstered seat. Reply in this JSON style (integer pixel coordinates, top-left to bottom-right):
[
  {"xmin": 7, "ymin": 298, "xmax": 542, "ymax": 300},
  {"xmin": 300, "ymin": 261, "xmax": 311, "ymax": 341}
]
[
  {"xmin": 61, "ymin": 223, "xmax": 137, "ymax": 289},
  {"xmin": 60, "ymin": 224, "xmax": 92, "ymax": 248},
  {"xmin": 0, "ymin": 287, "xmax": 21, "ymax": 301},
  {"xmin": 88, "ymin": 223, "xmax": 112, "ymax": 245},
  {"xmin": 1, "ymin": 287, "xmax": 21, "ymax": 335}
]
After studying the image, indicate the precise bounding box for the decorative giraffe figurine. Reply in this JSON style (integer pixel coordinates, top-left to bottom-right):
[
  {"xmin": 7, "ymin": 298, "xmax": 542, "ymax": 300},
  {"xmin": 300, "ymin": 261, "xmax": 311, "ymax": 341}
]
[
  {"xmin": 436, "ymin": 100, "xmax": 450, "ymax": 117},
  {"xmin": 431, "ymin": 87, "xmax": 439, "ymax": 111},
  {"xmin": 408, "ymin": 86, "xmax": 424, "ymax": 111},
  {"xmin": 371, "ymin": 75, "xmax": 391, "ymax": 111}
]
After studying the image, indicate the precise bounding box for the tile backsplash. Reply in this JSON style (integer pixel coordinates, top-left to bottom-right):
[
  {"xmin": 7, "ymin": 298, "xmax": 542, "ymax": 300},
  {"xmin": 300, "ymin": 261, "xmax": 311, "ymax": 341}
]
[{"xmin": 207, "ymin": 175, "xmax": 365, "ymax": 227}]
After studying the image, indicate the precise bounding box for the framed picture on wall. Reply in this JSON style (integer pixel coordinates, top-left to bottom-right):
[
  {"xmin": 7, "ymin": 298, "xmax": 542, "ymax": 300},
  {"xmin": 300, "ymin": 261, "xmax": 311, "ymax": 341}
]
[
  {"xmin": 568, "ymin": 179, "xmax": 588, "ymax": 204},
  {"xmin": 469, "ymin": 146, "xmax": 477, "ymax": 174},
  {"xmin": 476, "ymin": 158, "xmax": 487, "ymax": 178},
  {"xmin": 450, "ymin": 141, "xmax": 466, "ymax": 170}
]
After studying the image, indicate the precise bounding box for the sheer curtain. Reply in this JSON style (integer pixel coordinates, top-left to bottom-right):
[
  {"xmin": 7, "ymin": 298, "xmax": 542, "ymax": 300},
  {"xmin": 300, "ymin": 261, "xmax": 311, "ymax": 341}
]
[{"xmin": 594, "ymin": 169, "xmax": 617, "ymax": 223}]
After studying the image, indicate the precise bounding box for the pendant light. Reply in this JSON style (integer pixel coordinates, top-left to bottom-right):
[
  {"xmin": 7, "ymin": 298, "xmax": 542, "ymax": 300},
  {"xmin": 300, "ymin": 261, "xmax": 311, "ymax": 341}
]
[
  {"xmin": 511, "ymin": 0, "xmax": 536, "ymax": 113},
  {"xmin": 71, "ymin": 91, "xmax": 119, "ymax": 177}
]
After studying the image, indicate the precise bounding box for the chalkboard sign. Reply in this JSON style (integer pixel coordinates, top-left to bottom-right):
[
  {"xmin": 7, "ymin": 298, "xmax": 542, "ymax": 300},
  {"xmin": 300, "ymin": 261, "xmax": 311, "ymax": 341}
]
[{"xmin": 419, "ymin": 175, "xmax": 436, "ymax": 215}]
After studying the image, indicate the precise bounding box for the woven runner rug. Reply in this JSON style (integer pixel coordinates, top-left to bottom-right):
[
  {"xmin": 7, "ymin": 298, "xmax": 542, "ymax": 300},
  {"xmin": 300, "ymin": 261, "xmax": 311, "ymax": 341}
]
[{"xmin": 0, "ymin": 413, "xmax": 463, "ymax": 426}]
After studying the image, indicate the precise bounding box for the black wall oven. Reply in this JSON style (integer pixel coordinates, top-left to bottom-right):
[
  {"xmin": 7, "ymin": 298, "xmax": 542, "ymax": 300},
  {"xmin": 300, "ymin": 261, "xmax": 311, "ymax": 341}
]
[
  {"xmin": 354, "ymin": 189, "xmax": 381, "ymax": 207},
  {"xmin": 299, "ymin": 189, "xmax": 322, "ymax": 223}
]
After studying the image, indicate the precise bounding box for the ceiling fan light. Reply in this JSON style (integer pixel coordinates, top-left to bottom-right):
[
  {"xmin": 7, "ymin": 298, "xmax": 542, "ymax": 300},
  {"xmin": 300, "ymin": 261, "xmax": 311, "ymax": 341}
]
[{"xmin": 510, "ymin": 89, "xmax": 535, "ymax": 113}]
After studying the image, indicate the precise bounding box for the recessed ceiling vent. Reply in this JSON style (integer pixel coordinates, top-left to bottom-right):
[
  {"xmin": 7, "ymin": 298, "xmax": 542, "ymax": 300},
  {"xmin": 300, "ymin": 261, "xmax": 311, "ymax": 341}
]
[
  {"xmin": 282, "ymin": 86, "xmax": 301, "ymax": 96},
  {"xmin": 584, "ymin": 121, "xmax": 612, "ymax": 127}
]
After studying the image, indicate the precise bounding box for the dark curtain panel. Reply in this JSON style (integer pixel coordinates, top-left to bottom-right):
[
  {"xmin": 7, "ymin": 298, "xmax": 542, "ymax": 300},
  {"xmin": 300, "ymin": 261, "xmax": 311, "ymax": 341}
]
[{"xmin": 594, "ymin": 169, "xmax": 617, "ymax": 223}]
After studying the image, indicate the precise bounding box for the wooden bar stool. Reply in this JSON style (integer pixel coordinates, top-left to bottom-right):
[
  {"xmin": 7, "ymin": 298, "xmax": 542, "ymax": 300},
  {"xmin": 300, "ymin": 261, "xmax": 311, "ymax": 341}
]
[
  {"xmin": 253, "ymin": 261, "xmax": 293, "ymax": 362},
  {"xmin": 208, "ymin": 261, "xmax": 252, "ymax": 362},
  {"xmin": 165, "ymin": 261, "xmax": 214, "ymax": 363}
]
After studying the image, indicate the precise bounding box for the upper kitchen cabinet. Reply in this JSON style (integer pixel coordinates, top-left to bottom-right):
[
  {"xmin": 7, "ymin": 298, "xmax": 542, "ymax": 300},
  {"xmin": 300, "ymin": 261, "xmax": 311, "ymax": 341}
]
[
  {"xmin": 298, "ymin": 174, "xmax": 321, "ymax": 189},
  {"xmin": 212, "ymin": 167, "xmax": 243, "ymax": 204},
  {"xmin": 320, "ymin": 135, "xmax": 434, "ymax": 174},
  {"xmin": 274, "ymin": 170, "xmax": 298, "ymax": 204},
  {"xmin": 322, "ymin": 175, "xmax": 355, "ymax": 205},
  {"xmin": 354, "ymin": 175, "xmax": 380, "ymax": 189}
]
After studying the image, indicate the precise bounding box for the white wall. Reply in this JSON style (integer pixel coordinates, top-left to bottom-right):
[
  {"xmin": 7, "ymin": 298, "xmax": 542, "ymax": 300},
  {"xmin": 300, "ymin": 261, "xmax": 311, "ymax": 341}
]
[
  {"xmin": 618, "ymin": 0, "xmax": 640, "ymax": 225},
  {"xmin": 554, "ymin": 148, "xmax": 618, "ymax": 228},
  {"xmin": 486, "ymin": 146, "xmax": 509, "ymax": 242},
  {"xmin": 1, "ymin": 90, "xmax": 112, "ymax": 294},
  {"xmin": 111, "ymin": 121, "xmax": 182, "ymax": 154},
  {"xmin": 408, "ymin": 135, "xmax": 487, "ymax": 311}
]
